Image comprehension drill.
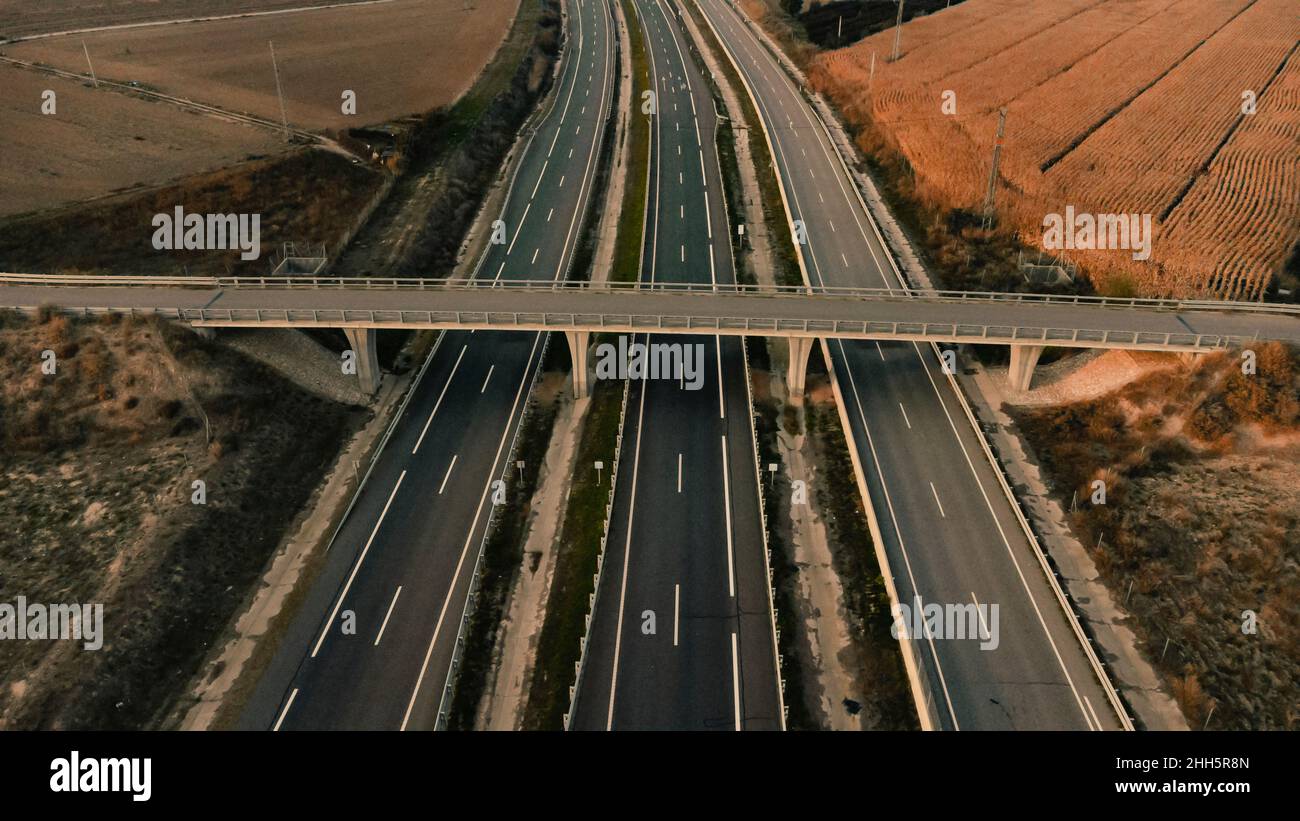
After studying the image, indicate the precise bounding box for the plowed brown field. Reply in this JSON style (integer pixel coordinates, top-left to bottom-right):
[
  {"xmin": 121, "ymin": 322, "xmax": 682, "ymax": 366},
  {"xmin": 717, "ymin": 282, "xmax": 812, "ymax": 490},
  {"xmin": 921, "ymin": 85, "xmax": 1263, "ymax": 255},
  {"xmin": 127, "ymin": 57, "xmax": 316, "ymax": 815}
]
[
  {"xmin": 0, "ymin": 1, "xmax": 381, "ymax": 41},
  {"xmin": 7, "ymin": 0, "xmax": 520, "ymax": 131},
  {"xmin": 0, "ymin": 63, "xmax": 285, "ymax": 217}
]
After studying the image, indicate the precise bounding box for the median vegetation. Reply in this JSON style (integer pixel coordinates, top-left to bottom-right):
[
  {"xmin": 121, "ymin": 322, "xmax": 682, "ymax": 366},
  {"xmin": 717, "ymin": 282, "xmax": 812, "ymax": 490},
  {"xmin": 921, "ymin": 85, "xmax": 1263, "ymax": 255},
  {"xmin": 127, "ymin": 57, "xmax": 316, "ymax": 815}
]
[
  {"xmin": 610, "ymin": 0, "xmax": 652, "ymax": 284},
  {"xmin": 0, "ymin": 151, "xmax": 381, "ymax": 277},
  {"xmin": 802, "ymin": 379, "xmax": 917, "ymax": 729},
  {"xmin": 521, "ymin": 378, "xmax": 628, "ymax": 729},
  {"xmin": 446, "ymin": 386, "xmax": 560, "ymax": 730}
]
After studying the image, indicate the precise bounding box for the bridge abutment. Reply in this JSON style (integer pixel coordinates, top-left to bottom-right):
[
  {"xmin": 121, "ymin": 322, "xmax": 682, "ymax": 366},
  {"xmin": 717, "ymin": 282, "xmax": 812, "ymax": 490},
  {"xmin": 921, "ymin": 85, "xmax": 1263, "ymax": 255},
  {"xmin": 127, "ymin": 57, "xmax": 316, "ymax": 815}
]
[
  {"xmin": 192, "ymin": 326, "xmax": 216, "ymax": 341},
  {"xmin": 787, "ymin": 336, "xmax": 814, "ymax": 404},
  {"xmin": 566, "ymin": 330, "xmax": 590, "ymax": 399},
  {"xmin": 344, "ymin": 328, "xmax": 381, "ymax": 395},
  {"xmin": 1008, "ymin": 344, "xmax": 1044, "ymax": 392}
]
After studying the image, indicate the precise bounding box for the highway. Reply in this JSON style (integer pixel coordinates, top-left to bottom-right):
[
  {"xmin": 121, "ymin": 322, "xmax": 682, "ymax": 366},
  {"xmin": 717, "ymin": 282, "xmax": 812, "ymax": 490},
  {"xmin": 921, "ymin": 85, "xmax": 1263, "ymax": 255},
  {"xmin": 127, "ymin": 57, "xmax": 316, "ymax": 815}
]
[
  {"xmin": 695, "ymin": 0, "xmax": 1126, "ymax": 730},
  {"xmin": 236, "ymin": 0, "xmax": 616, "ymax": 730},
  {"xmin": 568, "ymin": 0, "xmax": 782, "ymax": 730}
]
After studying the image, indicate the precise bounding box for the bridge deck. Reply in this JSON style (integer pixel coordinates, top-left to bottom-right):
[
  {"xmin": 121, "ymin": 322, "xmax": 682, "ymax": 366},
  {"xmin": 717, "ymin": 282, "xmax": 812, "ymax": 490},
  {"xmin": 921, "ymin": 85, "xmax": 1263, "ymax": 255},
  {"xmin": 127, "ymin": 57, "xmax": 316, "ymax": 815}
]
[{"xmin": 2, "ymin": 277, "xmax": 1297, "ymax": 353}]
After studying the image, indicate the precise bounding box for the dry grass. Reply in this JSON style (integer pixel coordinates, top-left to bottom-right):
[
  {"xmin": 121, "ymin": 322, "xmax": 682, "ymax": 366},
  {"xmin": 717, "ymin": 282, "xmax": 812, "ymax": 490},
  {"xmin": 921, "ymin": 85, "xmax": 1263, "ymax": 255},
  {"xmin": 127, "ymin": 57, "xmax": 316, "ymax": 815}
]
[
  {"xmin": 8, "ymin": 0, "xmax": 520, "ymax": 132},
  {"xmin": 0, "ymin": 63, "xmax": 286, "ymax": 218},
  {"xmin": 0, "ymin": 311, "xmax": 359, "ymax": 728},
  {"xmin": 810, "ymin": 0, "xmax": 1300, "ymax": 299},
  {"xmin": 1012, "ymin": 343, "xmax": 1300, "ymax": 728},
  {"xmin": 0, "ymin": 149, "xmax": 382, "ymax": 276}
]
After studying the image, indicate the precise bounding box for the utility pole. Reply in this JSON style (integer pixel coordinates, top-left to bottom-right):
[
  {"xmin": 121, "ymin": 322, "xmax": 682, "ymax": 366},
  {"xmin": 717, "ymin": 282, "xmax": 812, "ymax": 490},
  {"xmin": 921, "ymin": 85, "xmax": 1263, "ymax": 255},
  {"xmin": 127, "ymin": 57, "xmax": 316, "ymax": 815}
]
[
  {"xmin": 269, "ymin": 40, "xmax": 289, "ymax": 141},
  {"xmin": 891, "ymin": 1, "xmax": 905, "ymax": 61},
  {"xmin": 982, "ymin": 107, "xmax": 1008, "ymax": 229},
  {"xmin": 81, "ymin": 40, "xmax": 98, "ymax": 88},
  {"xmin": 869, "ymin": 51, "xmax": 876, "ymax": 91},
  {"xmin": 837, "ymin": 15, "xmax": 842, "ymax": 44}
]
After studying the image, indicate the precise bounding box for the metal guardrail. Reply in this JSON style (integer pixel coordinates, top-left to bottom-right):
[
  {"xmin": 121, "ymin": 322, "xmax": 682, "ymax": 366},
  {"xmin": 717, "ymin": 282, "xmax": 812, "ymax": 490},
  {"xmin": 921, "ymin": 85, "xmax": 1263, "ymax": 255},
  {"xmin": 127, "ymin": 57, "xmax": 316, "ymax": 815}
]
[
  {"xmin": 2, "ymin": 271, "xmax": 1298, "ymax": 317},
  {"xmin": 740, "ymin": 335, "xmax": 788, "ymax": 729},
  {"xmin": 564, "ymin": 377, "xmax": 633, "ymax": 730}
]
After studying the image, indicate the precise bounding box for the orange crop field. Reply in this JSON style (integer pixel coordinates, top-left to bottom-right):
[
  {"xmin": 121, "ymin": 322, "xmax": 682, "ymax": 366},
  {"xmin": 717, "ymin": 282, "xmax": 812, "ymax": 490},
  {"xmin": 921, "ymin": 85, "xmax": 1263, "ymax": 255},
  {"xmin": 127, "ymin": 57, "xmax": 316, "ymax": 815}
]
[
  {"xmin": 810, "ymin": 0, "xmax": 1300, "ymax": 299},
  {"xmin": 6, "ymin": 0, "xmax": 520, "ymax": 132}
]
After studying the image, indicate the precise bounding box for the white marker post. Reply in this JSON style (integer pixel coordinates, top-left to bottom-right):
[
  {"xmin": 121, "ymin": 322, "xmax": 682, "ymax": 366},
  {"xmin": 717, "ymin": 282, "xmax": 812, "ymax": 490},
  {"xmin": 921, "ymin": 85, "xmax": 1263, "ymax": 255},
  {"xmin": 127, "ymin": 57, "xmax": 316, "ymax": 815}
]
[
  {"xmin": 269, "ymin": 41, "xmax": 290, "ymax": 141},
  {"xmin": 81, "ymin": 40, "xmax": 98, "ymax": 88}
]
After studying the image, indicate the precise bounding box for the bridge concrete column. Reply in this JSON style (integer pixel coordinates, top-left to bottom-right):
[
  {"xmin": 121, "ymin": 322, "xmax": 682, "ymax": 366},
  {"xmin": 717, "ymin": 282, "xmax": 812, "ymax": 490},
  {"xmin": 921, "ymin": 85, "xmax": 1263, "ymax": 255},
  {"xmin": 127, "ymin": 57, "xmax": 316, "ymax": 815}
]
[
  {"xmin": 1008, "ymin": 344, "xmax": 1044, "ymax": 392},
  {"xmin": 192, "ymin": 326, "xmax": 216, "ymax": 341},
  {"xmin": 1179, "ymin": 351, "xmax": 1204, "ymax": 366},
  {"xmin": 344, "ymin": 328, "xmax": 381, "ymax": 395},
  {"xmin": 566, "ymin": 330, "xmax": 590, "ymax": 399},
  {"xmin": 787, "ymin": 335, "xmax": 815, "ymax": 404}
]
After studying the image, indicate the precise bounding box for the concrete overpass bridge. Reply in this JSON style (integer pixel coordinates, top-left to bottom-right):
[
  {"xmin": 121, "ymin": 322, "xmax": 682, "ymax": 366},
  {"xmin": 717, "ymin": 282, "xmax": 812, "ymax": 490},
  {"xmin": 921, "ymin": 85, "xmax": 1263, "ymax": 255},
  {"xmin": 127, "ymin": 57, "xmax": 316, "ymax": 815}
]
[{"xmin": 3, "ymin": 273, "xmax": 1297, "ymax": 395}]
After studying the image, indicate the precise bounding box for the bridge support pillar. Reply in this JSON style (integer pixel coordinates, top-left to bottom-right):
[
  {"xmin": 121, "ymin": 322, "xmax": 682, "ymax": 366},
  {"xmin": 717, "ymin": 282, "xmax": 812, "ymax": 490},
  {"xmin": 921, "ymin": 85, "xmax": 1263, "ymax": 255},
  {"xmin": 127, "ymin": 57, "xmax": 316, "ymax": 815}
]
[
  {"xmin": 566, "ymin": 330, "xmax": 590, "ymax": 399},
  {"xmin": 787, "ymin": 336, "xmax": 815, "ymax": 404},
  {"xmin": 192, "ymin": 326, "xmax": 216, "ymax": 341},
  {"xmin": 344, "ymin": 328, "xmax": 381, "ymax": 395},
  {"xmin": 1179, "ymin": 351, "xmax": 1204, "ymax": 366},
  {"xmin": 1008, "ymin": 344, "xmax": 1044, "ymax": 392}
]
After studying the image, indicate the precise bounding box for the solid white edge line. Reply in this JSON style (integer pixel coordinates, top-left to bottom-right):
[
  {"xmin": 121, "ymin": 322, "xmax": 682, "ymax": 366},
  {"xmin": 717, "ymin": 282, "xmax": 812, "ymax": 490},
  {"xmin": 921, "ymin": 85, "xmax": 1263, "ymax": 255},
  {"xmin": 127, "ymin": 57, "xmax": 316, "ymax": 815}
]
[
  {"xmin": 721, "ymin": 433, "xmax": 735, "ymax": 598},
  {"xmin": 311, "ymin": 470, "xmax": 407, "ymax": 658},
  {"xmin": 715, "ymin": 335, "xmax": 724, "ymax": 417},
  {"xmin": 272, "ymin": 688, "xmax": 298, "ymax": 731},
  {"xmin": 674, "ymin": 583, "xmax": 681, "ymax": 647},
  {"xmin": 731, "ymin": 631, "xmax": 741, "ymax": 731}
]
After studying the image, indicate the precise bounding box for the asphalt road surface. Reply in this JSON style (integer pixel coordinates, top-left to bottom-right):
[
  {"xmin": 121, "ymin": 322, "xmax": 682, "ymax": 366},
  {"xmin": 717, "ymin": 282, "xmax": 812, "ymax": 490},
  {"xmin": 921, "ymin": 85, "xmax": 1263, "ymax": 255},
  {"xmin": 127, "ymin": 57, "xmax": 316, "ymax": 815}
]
[
  {"xmin": 569, "ymin": 0, "xmax": 782, "ymax": 730},
  {"xmin": 236, "ymin": 0, "xmax": 616, "ymax": 730},
  {"xmin": 697, "ymin": 0, "xmax": 1126, "ymax": 730}
]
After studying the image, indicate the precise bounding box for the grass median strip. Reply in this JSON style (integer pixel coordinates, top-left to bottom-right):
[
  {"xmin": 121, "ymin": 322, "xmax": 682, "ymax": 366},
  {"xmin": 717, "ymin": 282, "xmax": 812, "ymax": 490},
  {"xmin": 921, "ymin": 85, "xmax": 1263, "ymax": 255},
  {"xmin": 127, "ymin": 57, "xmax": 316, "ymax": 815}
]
[
  {"xmin": 446, "ymin": 390, "xmax": 560, "ymax": 730},
  {"xmin": 611, "ymin": 0, "xmax": 652, "ymax": 284},
  {"xmin": 803, "ymin": 371, "xmax": 919, "ymax": 730},
  {"xmin": 521, "ymin": 378, "xmax": 627, "ymax": 729}
]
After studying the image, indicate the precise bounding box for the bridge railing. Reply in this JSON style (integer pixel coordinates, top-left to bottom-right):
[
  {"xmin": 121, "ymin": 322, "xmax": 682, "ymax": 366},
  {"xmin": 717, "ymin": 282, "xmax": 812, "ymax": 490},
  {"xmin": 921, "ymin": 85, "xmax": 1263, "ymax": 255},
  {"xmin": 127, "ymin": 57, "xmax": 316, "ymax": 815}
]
[
  {"xmin": 3, "ymin": 272, "xmax": 1298, "ymax": 317},
  {"xmin": 24, "ymin": 302, "xmax": 1254, "ymax": 352}
]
